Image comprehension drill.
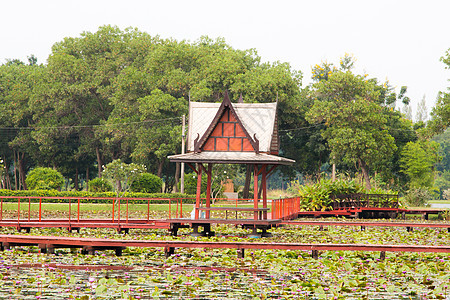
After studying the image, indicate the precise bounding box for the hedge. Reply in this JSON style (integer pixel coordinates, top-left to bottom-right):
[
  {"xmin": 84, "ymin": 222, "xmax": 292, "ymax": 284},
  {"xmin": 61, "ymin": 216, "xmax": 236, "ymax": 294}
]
[{"xmin": 0, "ymin": 190, "xmax": 196, "ymax": 204}]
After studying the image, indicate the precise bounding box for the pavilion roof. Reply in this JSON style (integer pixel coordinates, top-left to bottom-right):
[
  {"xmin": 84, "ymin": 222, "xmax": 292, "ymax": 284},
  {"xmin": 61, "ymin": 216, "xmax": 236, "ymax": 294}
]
[
  {"xmin": 187, "ymin": 101, "xmax": 278, "ymax": 153},
  {"xmin": 168, "ymin": 151, "xmax": 295, "ymax": 165}
]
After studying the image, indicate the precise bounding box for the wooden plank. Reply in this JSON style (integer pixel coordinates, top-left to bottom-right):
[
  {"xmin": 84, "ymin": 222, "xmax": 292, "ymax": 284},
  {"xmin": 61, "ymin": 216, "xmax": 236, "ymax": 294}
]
[
  {"xmin": 0, "ymin": 235, "xmax": 449, "ymax": 254},
  {"xmin": 197, "ymin": 207, "xmax": 270, "ymax": 212}
]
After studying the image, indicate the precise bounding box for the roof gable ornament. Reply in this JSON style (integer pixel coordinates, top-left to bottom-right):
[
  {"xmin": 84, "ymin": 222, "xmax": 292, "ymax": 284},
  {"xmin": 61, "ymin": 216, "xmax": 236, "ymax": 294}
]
[{"xmin": 193, "ymin": 91, "xmax": 259, "ymax": 154}]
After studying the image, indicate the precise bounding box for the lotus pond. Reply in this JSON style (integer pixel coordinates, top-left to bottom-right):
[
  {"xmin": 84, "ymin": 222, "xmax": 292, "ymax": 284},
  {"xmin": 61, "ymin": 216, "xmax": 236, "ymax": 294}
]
[{"xmin": 0, "ymin": 220, "xmax": 449, "ymax": 299}]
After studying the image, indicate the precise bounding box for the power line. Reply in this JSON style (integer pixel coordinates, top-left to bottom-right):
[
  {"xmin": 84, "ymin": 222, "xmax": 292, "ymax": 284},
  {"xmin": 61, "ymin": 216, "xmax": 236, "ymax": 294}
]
[
  {"xmin": 0, "ymin": 117, "xmax": 182, "ymax": 131},
  {"xmin": 279, "ymin": 123, "xmax": 325, "ymax": 132}
]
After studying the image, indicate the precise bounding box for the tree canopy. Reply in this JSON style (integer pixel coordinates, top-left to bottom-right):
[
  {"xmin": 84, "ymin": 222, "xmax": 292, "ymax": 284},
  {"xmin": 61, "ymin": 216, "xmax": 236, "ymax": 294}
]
[{"xmin": 0, "ymin": 26, "xmax": 448, "ymax": 198}]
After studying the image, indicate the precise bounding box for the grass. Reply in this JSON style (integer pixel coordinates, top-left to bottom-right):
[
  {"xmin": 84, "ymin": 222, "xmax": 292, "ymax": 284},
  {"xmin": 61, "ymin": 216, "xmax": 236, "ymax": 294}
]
[{"xmin": 429, "ymin": 200, "xmax": 450, "ymax": 204}]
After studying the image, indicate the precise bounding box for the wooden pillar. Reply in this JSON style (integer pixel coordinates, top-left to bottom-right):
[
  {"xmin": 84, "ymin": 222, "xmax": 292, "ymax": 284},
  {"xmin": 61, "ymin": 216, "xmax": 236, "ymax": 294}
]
[
  {"xmin": 205, "ymin": 164, "xmax": 212, "ymax": 219},
  {"xmin": 253, "ymin": 164, "xmax": 258, "ymax": 220},
  {"xmin": 195, "ymin": 163, "xmax": 203, "ymax": 220},
  {"xmin": 262, "ymin": 165, "xmax": 267, "ymax": 220}
]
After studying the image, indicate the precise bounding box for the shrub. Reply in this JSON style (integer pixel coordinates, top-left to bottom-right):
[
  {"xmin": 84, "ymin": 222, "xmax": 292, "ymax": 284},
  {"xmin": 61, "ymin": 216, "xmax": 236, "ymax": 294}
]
[
  {"xmin": 402, "ymin": 188, "xmax": 431, "ymax": 207},
  {"xmin": 130, "ymin": 173, "xmax": 162, "ymax": 193},
  {"xmin": 297, "ymin": 179, "xmax": 366, "ymax": 211},
  {"xmin": 25, "ymin": 167, "xmax": 64, "ymax": 190},
  {"xmin": 88, "ymin": 178, "xmax": 113, "ymax": 192}
]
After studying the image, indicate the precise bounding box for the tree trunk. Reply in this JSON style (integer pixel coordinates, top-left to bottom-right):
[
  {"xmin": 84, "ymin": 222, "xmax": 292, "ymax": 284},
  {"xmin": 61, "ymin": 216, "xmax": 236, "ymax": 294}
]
[
  {"xmin": 18, "ymin": 152, "xmax": 27, "ymax": 190},
  {"xmin": 14, "ymin": 150, "xmax": 18, "ymax": 190},
  {"xmin": 243, "ymin": 165, "xmax": 251, "ymax": 199},
  {"xmin": 174, "ymin": 162, "xmax": 180, "ymax": 193},
  {"xmin": 157, "ymin": 158, "xmax": 165, "ymax": 178},
  {"xmin": 86, "ymin": 166, "xmax": 90, "ymax": 191},
  {"xmin": 74, "ymin": 166, "xmax": 79, "ymax": 191},
  {"xmin": 96, "ymin": 147, "xmax": 103, "ymax": 178},
  {"xmin": 358, "ymin": 158, "xmax": 371, "ymax": 190}
]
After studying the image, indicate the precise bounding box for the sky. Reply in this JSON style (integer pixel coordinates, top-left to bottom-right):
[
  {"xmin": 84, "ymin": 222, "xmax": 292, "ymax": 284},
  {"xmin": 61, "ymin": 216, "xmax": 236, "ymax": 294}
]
[{"xmin": 1, "ymin": 0, "xmax": 449, "ymax": 117}]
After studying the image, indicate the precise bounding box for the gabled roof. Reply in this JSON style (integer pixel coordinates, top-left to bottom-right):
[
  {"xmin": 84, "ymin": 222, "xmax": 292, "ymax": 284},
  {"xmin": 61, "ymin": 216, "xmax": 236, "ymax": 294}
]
[
  {"xmin": 187, "ymin": 93, "xmax": 278, "ymax": 154},
  {"xmin": 193, "ymin": 91, "xmax": 259, "ymax": 153}
]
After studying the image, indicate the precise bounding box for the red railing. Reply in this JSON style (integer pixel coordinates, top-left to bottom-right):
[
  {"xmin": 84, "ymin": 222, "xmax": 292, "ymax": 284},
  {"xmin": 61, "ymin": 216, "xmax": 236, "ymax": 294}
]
[
  {"xmin": 271, "ymin": 197, "xmax": 301, "ymax": 220},
  {"xmin": 0, "ymin": 196, "xmax": 196, "ymax": 224},
  {"xmin": 0, "ymin": 196, "xmax": 305, "ymax": 224}
]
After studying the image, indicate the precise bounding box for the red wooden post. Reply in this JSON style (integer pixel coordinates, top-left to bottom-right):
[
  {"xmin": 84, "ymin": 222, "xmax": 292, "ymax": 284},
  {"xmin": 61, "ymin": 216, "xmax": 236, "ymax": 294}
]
[
  {"xmin": 28, "ymin": 197, "xmax": 31, "ymax": 222},
  {"xmin": 112, "ymin": 198, "xmax": 115, "ymax": 223},
  {"xmin": 77, "ymin": 198, "xmax": 80, "ymax": 222},
  {"xmin": 18, "ymin": 197, "xmax": 20, "ymax": 222},
  {"xmin": 126, "ymin": 198, "xmax": 129, "ymax": 224},
  {"xmin": 39, "ymin": 198, "xmax": 42, "ymax": 222},
  {"xmin": 169, "ymin": 198, "xmax": 171, "ymax": 219},
  {"xmin": 147, "ymin": 199, "xmax": 150, "ymax": 221},
  {"xmin": 205, "ymin": 164, "xmax": 212, "ymax": 219},
  {"xmin": 253, "ymin": 164, "xmax": 258, "ymax": 220},
  {"xmin": 68, "ymin": 197, "xmax": 71, "ymax": 223},
  {"xmin": 262, "ymin": 165, "xmax": 267, "ymax": 220},
  {"xmin": 0, "ymin": 198, "xmax": 3, "ymax": 221},
  {"xmin": 179, "ymin": 198, "xmax": 183, "ymax": 218},
  {"xmin": 118, "ymin": 198, "xmax": 121, "ymax": 224},
  {"xmin": 195, "ymin": 164, "xmax": 203, "ymax": 220}
]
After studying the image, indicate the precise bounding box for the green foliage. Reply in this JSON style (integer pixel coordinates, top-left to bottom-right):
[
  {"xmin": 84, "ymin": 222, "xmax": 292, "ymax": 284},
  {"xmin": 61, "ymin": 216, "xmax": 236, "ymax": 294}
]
[
  {"xmin": 306, "ymin": 67, "xmax": 399, "ymax": 189},
  {"xmin": 25, "ymin": 167, "xmax": 64, "ymax": 190},
  {"xmin": 399, "ymin": 140, "xmax": 441, "ymax": 189},
  {"xmin": 130, "ymin": 173, "xmax": 163, "ymax": 193},
  {"xmin": 402, "ymin": 188, "xmax": 432, "ymax": 207},
  {"xmin": 426, "ymin": 49, "xmax": 450, "ymax": 135},
  {"xmin": 88, "ymin": 178, "xmax": 113, "ymax": 192},
  {"xmin": 102, "ymin": 159, "xmax": 146, "ymax": 195},
  {"xmin": 297, "ymin": 179, "xmax": 365, "ymax": 211},
  {"xmin": 182, "ymin": 172, "xmax": 223, "ymax": 198},
  {"xmin": 435, "ymin": 170, "xmax": 450, "ymax": 200}
]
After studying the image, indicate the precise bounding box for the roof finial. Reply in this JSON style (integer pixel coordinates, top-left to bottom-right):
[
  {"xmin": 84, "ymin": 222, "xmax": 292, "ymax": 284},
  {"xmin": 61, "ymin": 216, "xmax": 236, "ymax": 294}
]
[{"xmin": 238, "ymin": 93, "xmax": 244, "ymax": 103}]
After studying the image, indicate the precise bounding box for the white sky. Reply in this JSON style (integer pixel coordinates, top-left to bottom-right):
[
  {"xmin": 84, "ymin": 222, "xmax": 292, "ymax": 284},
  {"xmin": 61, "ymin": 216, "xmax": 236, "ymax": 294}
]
[{"xmin": 1, "ymin": 0, "xmax": 449, "ymax": 116}]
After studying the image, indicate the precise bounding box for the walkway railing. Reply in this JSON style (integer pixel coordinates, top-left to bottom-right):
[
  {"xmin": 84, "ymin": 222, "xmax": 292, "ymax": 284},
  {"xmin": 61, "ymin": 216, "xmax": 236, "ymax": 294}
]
[
  {"xmin": 0, "ymin": 196, "xmax": 196, "ymax": 224},
  {"xmin": 271, "ymin": 197, "xmax": 301, "ymax": 220}
]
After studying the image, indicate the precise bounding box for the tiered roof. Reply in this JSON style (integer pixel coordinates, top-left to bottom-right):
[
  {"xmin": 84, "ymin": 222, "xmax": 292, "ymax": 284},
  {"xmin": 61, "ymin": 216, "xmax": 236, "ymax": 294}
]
[{"xmin": 168, "ymin": 92, "xmax": 294, "ymax": 165}]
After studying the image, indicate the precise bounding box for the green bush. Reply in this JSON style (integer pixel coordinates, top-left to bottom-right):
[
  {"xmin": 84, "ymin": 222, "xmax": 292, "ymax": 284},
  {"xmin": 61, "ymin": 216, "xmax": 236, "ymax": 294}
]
[
  {"xmin": 298, "ymin": 179, "xmax": 366, "ymax": 211},
  {"xmin": 402, "ymin": 188, "xmax": 431, "ymax": 207},
  {"xmin": 25, "ymin": 167, "xmax": 64, "ymax": 190},
  {"xmin": 130, "ymin": 173, "xmax": 162, "ymax": 193},
  {"xmin": 88, "ymin": 178, "xmax": 113, "ymax": 192},
  {"xmin": 182, "ymin": 173, "xmax": 224, "ymax": 197}
]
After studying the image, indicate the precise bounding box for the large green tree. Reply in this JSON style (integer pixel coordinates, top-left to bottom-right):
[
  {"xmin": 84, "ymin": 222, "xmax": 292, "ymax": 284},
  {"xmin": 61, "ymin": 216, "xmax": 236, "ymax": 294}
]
[
  {"xmin": 399, "ymin": 140, "xmax": 441, "ymax": 190},
  {"xmin": 428, "ymin": 49, "xmax": 450, "ymax": 135},
  {"xmin": 306, "ymin": 62, "xmax": 402, "ymax": 189}
]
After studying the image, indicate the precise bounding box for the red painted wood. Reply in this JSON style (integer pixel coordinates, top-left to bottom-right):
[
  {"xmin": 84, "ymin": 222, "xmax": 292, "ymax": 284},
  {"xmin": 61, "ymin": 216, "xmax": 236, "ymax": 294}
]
[
  {"xmin": 1, "ymin": 235, "xmax": 449, "ymax": 254},
  {"xmin": 253, "ymin": 165, "xmax": 258, "ymax": 220},
  {"xmin": 205, "ymin": 164, "xmax": 212, "ymax": 219},
  {"xmin": 195, "ymin": 164, "xmax": 203, "ymax": 220}
]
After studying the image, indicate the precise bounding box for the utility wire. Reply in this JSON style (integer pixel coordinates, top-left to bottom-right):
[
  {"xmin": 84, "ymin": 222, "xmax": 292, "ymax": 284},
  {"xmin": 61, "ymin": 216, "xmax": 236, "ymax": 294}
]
[{"xmin": 0, "ymin": 116, "xmax": 182, "ymax": 131}]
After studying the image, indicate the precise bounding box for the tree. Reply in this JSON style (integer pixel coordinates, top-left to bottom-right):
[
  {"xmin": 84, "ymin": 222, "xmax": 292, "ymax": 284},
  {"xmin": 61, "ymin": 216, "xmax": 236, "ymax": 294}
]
[
  {"xmin": 415, "ymin": 95, "xmax": 428, "ymax": 123},
  {"xmin": 306, "ymin": 63, "xmax": 398, "ymax": 189},
  {"xmin": 399, "ymin": 140, "xmax": 441, "ymax": 189},
  {"xmin": 102, "ymin": 159, "xmax": 146, "ymax": 197},
  {"xmin": 427, "ymin": 49, "xmax": 450, "ymax": 135}
]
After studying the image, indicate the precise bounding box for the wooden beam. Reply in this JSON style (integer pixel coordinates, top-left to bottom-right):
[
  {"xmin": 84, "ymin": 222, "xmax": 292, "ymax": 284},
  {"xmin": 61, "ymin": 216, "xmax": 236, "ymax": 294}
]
[
  {"xmin": 205, "ymin": 164, "xmax": 212, "ymax": 219},
  {"xmin": 253, "ymin": 164, "xmax": 259, "ymax": 220},
  {"xmin": 195, "ymin": 163, "xmax": 203, "ymax": 220}
]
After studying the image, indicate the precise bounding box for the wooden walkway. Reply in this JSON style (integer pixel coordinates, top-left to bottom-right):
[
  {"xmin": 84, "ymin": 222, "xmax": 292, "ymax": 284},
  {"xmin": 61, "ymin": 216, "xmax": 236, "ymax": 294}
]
[
  {"xmin": 281, "ymin": 220, "xmax": 450, "ymax": 232},
  {"xmin": 1, "ymin": 219, "xmax": 449, "ymax": 235},
  {"xmin": 1, "ymin": 234, "xmax": 449, "ymax": 259}
]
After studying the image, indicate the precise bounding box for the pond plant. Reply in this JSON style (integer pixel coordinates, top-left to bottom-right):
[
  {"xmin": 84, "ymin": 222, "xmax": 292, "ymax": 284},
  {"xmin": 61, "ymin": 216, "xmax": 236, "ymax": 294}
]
[{"xmin": 0, "ymin": 220, "xmax": 449, "ymax": 299}]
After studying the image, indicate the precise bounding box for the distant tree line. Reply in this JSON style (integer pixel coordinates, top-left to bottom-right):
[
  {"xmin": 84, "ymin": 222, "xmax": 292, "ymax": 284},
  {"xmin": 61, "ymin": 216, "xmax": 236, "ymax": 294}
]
[{"xmin": 0, "ymin": 25, "xmax": 448, "ymax": 198}]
